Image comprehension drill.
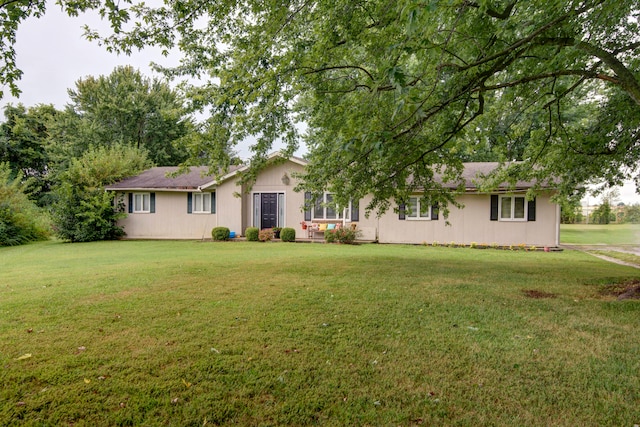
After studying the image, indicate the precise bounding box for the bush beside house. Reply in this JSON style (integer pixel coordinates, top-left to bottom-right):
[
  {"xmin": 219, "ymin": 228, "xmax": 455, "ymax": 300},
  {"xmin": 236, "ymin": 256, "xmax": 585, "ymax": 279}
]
[
  {"xmin": 258, "ymin": 228, "xmax": 274, "ymax": 242},
  {"xmin": 211, "ymin": 227, "xmax": 230, "ymax": 241},
  {"xmin": 280, "ymin": 227, "xmax": 295, "ymax": 242},
  {"xmin": 324, "ymin": 227, "xmax": 361, "ymax": 244},
  {"xmin": 245, "ymin": 227, "xmax": 259, "ymax": 241}
]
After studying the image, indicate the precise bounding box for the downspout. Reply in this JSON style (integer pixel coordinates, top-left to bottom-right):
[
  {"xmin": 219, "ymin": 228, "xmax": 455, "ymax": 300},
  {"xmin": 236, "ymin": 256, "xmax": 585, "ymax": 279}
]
[{"xmin": 555, "ymin": 203, "xmax": 561, "ymax": 247}]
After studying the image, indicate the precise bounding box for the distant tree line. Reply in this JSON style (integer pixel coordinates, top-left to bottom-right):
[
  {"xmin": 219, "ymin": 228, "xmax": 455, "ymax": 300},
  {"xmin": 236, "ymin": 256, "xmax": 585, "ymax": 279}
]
[{"xmin": 561, "ymin": 188, "xmax": 640, "ymax": 224}]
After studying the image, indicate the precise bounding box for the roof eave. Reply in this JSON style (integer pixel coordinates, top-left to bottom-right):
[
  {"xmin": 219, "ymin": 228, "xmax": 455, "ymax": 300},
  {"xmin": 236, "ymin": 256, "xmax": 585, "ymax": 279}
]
[{"xmin": 105, "ymin": 187, "xmax": 201, "ymax": 192}]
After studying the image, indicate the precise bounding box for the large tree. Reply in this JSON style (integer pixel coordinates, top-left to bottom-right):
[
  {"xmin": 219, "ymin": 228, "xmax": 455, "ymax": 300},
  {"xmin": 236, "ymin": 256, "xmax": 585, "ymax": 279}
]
[
  {"xmin": 4, "ymin": 1, "xmax": 640, "ymax": 213},
  {"xmin": 0, "ymin": 103, "xmax": 58, "ymax": 204},
  {"xmin": 50, "ymin": 66, "xmax": 193, "ymax": 166}
]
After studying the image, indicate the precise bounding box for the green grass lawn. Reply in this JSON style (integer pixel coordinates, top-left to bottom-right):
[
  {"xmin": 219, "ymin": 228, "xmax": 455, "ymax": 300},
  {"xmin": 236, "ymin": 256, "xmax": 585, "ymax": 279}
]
[
  {"xmin": 1, "ymin": 241, "xmax": 639, "ymax": 426},
  {"xmin": 561, "ymin": 223, "xmax": 640, "ymax": 245}
]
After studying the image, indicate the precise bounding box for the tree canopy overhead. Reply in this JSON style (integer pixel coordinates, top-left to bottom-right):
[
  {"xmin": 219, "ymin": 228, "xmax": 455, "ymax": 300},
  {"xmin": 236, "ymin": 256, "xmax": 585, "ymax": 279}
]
[{"xmin": 4, "ymin": 0, "xmax": 640, "ymax": 213}]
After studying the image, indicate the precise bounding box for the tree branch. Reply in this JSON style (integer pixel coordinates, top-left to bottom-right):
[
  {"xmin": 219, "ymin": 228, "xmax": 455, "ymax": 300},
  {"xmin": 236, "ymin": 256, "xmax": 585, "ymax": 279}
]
[
  {"xmin": 464, "ymin": 1, "xmax": 517, "ymax": 20},
  {"xmin": 480, "ymin": 69, "xmax": 619, "ymax": 92},
  {"xmin": 536, "ymin": 37, "xmax": 640, "ymax": 105},
  {"xmin": 301, "ymin": 65, "xmax": 375, "ymax": 81}
]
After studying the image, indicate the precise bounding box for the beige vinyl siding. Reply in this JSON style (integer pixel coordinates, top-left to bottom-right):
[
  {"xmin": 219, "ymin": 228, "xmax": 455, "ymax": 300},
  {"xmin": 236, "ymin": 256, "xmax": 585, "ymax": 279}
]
[
  {"xmin": 215, "ymin": 180, "xmax": 243, "ymax": 236},
  {"xmin": 376, "ymin": 192, "xmax": 558, "ymax": 246},
  {"xmin": 119, "ymin": 192, "xmax": 217, "ymax": 239},
  {"xmin": 242, "ymin": 161, "xmax": 307, "ymax": 235}
]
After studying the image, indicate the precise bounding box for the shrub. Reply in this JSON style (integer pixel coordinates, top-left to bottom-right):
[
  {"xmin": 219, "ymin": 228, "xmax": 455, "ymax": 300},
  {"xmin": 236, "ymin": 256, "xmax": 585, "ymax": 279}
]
[
  {"xmin": 280, "ymin": 227, "xmax": 296, "ymax": 242},
  {"xmin": 50, "ymin": 144, "xmax": 151, "ymax": 242},
  {"xmin": 211, "ymin": 227, "xmax": 230, "ymax": 241},
  {"xmin": 324, "ymin": 229, "xmax": 338, "ymax": 243},
  {"xmin": 324, "ymin": 226, "xmax": 361, "ymax": 244},
  {"xmin": 258, "ymin": 228, "xmax": 274, "ymax": 242},
  {"xmin": 245, "ymin": 227, "xmax": 259, "ymax": 241},
  {"xmin": 0, "ymin": 164, "xmax": 50, "ymax": 246}
]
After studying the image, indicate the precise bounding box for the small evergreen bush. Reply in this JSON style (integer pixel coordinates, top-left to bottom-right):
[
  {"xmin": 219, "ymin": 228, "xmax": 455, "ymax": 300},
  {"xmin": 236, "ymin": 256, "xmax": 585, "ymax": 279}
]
[
  {"xmin": 280, "ymin": 227, "xmax": 296, "ymax": 242},
  {"xmin": 245, "ymin": 227, "xmax": 259, "ymax": 241},
  {"xmin": 211, "ymin": 226, "xmax": 230, "ymax": 241}
]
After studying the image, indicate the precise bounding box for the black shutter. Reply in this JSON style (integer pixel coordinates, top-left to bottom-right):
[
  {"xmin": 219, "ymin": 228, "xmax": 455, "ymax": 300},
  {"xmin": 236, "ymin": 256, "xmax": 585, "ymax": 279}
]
[
  {"xmin": 304, "ymin": 192, "xmax": 312, "ymax": 221},
  {"xmin": 187, "ymin": 192, "xmax": 193, "ymax": 214},
  {"xmin": 128, "ymin": 193, "xmax": 133, "ymax": 213},
  {"xmin": 351, "ymin": 199, "xmax": 360, "ymax": 222},
  {"xmin": 150, "ymin": 193, "xmax": 156, "ymax": 213},
  {"xmin": 399, "ymin": 203, "xmax": 406, "ymax": 220},
  {"xmin": 211, "ymin": 192, "xmax": 216, "ymax": 214},
  {"xmin": 527, "ymin": 198, "xmax": 536, "ymax": 221},
  {"xmin": 490, "ymin": 195, "xmax": 499, "ymax": 221},
  {"xmin": 431, "ymin": 203, "xmax": 439, "ymax": 220}
]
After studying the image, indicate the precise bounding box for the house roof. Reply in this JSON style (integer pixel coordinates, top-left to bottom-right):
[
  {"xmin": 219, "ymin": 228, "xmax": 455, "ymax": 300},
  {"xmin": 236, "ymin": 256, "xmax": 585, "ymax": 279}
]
[
  {"xmin": 199, "ymin": 151, "xmax": 308, "ymax": 190},
  {"xmin": 105, "ymin": 157, "xmax": 548, "ymax": 192},
  {"xmin": 105, "ymin": 166, "xmax": 242, "ymax": 191},
  {"xmin": 438, "ymin": 162, "xmax": 541, "ymax": 190}
]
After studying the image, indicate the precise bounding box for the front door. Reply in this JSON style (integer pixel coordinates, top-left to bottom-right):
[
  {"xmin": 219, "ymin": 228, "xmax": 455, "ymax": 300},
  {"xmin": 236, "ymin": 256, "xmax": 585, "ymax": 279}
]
[{"xmin": 261, "ymin": 193, "xmax": 278, "ymax": 229}]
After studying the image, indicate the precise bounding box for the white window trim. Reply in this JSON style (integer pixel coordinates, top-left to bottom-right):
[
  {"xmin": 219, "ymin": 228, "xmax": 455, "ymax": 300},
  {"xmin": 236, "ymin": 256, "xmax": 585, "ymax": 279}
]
[
  {"xmin": 499, "ymin": 195, "xmax": 527, "ymax": 222},
  {"xmin": 133, "ymin": 192, "xmax": 151, "ymax": 213},
  {"xmin": 406, "ymin": 196, "xmax": 432, "ymax": 220},
  {"xmin": 312, "ymin": 193, "xmax": 352, "ymax": 221},
  {"xmin": 192, "ymin": 192, "xmax": 212, "ymax": 214}
]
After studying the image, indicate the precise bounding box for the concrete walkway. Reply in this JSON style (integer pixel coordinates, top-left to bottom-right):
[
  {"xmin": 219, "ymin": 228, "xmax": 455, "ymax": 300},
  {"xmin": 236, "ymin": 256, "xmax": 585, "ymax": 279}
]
[{"xmin": 561, "ymin": 244, "xmax": 640, "ymax": 269}]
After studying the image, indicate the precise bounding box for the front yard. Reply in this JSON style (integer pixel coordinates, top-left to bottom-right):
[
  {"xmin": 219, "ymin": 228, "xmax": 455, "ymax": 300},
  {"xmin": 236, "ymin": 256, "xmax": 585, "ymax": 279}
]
[{"xmin": 1, "ymin": 241, "xmax": 638, "ymax": 425}]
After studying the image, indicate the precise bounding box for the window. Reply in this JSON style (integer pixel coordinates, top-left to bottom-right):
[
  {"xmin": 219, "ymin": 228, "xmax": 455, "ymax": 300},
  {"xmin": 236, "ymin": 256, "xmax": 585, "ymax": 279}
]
[
  {"xmin": 406, "ymin": 196, "xmax": 431, "ymax": 220},
  {"xmin": 133, "ymin": 193, "xmax": 151, "ymax": 213},
  {"xmin": 188, "ymin": 192, "xmax": 215, "ymax": 214},
  {"xmin": 193, "ymin": 193, "xmax": 211, "ymax": 213},
  {"xmin": 500, "ymin": 195, "xmax": 526, "ymax": 221},
  {"xmin": 312, "ymin": 193, "xmax": 352, "ymax": 220}
]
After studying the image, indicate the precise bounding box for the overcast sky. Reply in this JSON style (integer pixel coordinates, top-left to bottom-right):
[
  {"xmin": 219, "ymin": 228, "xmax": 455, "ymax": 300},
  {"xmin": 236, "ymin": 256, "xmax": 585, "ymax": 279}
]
[{"xmin": 3, "ymin": 5, "xmax": 639, "ymax": 205}]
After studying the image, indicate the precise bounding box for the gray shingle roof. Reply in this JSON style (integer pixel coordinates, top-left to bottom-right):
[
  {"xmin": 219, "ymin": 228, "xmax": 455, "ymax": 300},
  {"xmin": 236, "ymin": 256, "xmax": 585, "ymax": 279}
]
[
  {"xmin": 105, "ymin": 166, "xmax": 242, "ymax": 191},
  {"xmin": 440, "ymin": 162, "xmax": 540, "ymax": 189},
  {"xmin": 105, "ymin": 159, "xmax": 547, "ymax": 192}
]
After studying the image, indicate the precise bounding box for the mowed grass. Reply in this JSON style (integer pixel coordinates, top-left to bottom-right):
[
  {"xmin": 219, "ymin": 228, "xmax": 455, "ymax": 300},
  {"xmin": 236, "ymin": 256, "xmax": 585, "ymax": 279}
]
[
  {"xmin": 561, "ymin": 223, "xmax": 640, "ymax": 245},
  {"xmin": 1, "ymin": 241, "xmax": 639, "ymax": 426}
]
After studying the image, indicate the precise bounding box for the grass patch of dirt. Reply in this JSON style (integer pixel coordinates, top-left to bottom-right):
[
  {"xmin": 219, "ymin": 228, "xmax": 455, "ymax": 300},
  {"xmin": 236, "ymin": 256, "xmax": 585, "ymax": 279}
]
[
  {"xmin": 598, "ymin": 279, "xmax": 640, "ymax": 300},
  {"xmin": 522, "ymin": 289, "xmax": 557, "ymax": 298}
]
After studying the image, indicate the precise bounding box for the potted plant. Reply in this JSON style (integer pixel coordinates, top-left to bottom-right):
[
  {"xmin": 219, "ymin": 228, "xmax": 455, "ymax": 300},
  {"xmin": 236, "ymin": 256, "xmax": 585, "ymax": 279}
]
[
  {"xmin": 272, "ymin": 227, "xmax": 282, "ymax": 239},
  {"xmin": 300, "ymin": 221, "xmax": 308, "ymax": 230}
]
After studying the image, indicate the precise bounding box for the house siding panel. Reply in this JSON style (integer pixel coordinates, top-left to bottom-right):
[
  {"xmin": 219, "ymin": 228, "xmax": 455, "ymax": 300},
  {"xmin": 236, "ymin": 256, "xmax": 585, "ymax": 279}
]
[
  {"xmin": 376, "ymin": 192, "xmax": 557, "ymax": 246},
  {"xmin": 119, "ymin": 192, "xmax": 217, "ymax": 239},
  {"xmin": 243, "ymin": 161, "xmax": 307, "ymax": 235}
]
